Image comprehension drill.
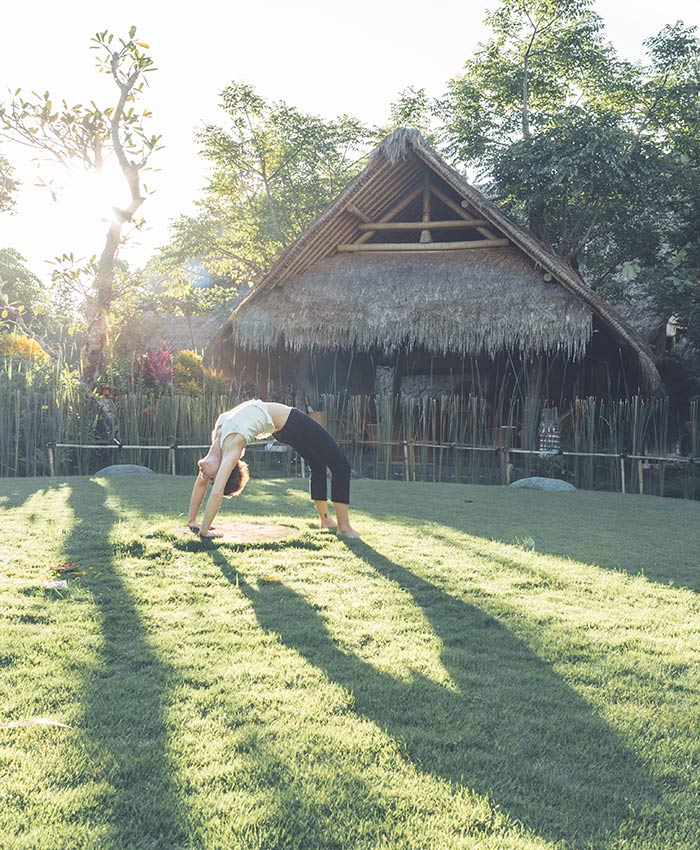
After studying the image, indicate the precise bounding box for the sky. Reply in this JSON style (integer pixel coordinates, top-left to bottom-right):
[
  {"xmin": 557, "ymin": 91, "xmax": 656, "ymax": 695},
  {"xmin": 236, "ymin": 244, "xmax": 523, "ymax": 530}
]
[{"xmin": 1, "ymin": 0, "xmax": 699, "ymax": 283}]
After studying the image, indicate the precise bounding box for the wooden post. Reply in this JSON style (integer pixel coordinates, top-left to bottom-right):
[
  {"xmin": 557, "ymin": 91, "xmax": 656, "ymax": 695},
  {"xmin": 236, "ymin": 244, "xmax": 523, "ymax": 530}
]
[
  {"xmin": 403, "ymin": 441, "xmax": 410, "ymax": 482},
  {"xmin": 620, "ymin": 455, "xmax": 626, "ymax": 494},
  {"xmin": 506, "ymin": 451, "xmax": 512, "ymax": 485},
  {"xmin": 48, "ymin": 445, "xmax": 55, "ymax": 477},
  {"xmin": 420, "ymin": 173, "xmax": 432, "ymax": 243},
  {"xmin": 170, "ymin": 446, "xmax": 177, "ymax": 476},
  {"xmin": 638, "ymin": 459, "xmax": 644, "ymax": 495},
  {"xmin": 14, "ymin": 388, "xmax": 21, "ymax": 476}
]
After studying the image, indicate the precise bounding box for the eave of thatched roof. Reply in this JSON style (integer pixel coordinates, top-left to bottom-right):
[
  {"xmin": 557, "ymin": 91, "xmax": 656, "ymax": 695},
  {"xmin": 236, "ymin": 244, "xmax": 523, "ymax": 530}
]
[
  {"xmin": 229, "ymin": 248, "xmax": 592, "ymax": 359},
  {"xmin": 215, "ymin": 128, "xmax": 661, "ymax": 390}
]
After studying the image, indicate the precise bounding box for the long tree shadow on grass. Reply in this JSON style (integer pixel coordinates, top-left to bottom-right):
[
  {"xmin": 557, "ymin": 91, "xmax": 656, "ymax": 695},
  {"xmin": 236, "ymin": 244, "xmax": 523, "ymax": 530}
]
[
  {"xmin": 0, "ymin": 477, "xmax": 66, "ymax": 511},
  {"xmin": 218, "ymin": 542, "xmax": 660, "ymax": 850},
  {"xmin": 63, "ymin": 480, "xmax": 190, "ymax": 849}
]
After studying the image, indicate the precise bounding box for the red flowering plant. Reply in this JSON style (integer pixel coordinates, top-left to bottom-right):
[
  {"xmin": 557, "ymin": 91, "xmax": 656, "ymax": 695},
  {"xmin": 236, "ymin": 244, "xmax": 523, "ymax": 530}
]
[{"xmin": 137, "ymin": 341, "xmax": 173, "ymax": 390}]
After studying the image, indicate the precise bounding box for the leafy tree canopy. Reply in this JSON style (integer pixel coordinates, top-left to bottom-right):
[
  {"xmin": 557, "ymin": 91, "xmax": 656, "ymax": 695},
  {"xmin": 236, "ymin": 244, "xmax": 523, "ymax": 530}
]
[
  {"xmin": 0, "ymin": 247, "xmax": 55, "ymax": 337},
  {"xmin": 159, "ymin": 83, "xmax": 376, "ymax": 292},
  {"xmin": 438, "ymin": 2, "xmax": 700, "ymax": 353}
]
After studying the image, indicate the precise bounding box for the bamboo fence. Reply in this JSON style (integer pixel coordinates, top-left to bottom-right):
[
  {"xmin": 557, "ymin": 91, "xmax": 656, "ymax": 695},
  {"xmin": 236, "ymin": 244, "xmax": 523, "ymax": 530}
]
[{"xmin": 0, "ymin": 359, "xmax": 698, "ymax": 500}]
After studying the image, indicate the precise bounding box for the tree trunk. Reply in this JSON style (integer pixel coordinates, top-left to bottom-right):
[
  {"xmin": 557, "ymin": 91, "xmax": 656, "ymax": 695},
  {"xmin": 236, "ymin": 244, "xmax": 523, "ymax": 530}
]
[
  {"xmin": 80, "ymin": 218, "xmax": 122, "ymax": 387},
  {"xmin": 528, "ymin": 205, "xmax": 552, "ymax": 251}
]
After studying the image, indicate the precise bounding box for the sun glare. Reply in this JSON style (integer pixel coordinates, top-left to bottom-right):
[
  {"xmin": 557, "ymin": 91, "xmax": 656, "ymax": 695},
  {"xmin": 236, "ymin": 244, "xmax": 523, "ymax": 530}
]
[
  {"xmin": 60, "ymin": 163, "xmax": 129, "ymax": 227},
  {"xmin": 20, "ymin": 160, "xmax": 138, "ymax": 270}
]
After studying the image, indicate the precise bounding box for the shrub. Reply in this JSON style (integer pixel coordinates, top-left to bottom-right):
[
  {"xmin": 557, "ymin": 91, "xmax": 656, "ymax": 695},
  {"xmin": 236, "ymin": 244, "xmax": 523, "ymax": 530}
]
[
  {"xmin": 138, "ymin": 342, "xmax": 173, "ymax": 389},
  {"xmin": 173, "ymin": 349, "xmax": 204, "ymax": 394},
  {"xmin": 0, "ymin": 332, "xmax": 49, "ymax": 363}
]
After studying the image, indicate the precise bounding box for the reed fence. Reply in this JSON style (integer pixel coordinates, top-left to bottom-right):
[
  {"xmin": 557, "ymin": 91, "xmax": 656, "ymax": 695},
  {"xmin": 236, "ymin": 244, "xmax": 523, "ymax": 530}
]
[{"xmin": 1, "ymin": 359, "xmax": 698, "ymax": 500}]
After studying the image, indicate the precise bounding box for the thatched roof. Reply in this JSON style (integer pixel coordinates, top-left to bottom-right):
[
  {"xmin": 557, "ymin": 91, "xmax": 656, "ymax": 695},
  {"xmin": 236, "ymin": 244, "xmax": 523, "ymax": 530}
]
[
  {"xmin": 214, "ymin": 128, "xmax": 661, "ymax": 389},
  {"xmin": 231, "ymin": 248, "xmax": 592, "ymax": 360}
]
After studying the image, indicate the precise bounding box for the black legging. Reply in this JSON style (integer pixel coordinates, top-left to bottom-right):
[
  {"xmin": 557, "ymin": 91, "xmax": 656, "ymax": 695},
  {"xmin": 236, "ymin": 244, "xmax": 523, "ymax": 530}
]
[{"xmin": 273, "ymin": 409, "xmax": 351, "ymax": 504}]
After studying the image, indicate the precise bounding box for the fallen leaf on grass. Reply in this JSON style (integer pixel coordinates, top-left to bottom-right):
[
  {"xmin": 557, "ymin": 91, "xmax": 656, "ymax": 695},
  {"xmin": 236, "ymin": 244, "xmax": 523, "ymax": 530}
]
[
  {"xmin": 52, "ymin": 561, "xmax": 80, "ymax": 573},
  {"xmin": 0, "ymin": 718, "xmax": 73, "ymax": 729},
  {"xmin": 43, "ymin": 580, "xmax": 68, "ymax": 590}
]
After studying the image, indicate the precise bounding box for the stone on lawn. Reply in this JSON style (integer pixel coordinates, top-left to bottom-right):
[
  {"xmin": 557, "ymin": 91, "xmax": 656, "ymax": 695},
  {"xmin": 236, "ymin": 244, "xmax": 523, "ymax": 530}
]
[
  {"xmin": 94, "ymin": 464, "xmax": 155, "ymax": 476},
  {"xmin": 510, "ymin": 476, "xmax": 576, "ymax": 491}
]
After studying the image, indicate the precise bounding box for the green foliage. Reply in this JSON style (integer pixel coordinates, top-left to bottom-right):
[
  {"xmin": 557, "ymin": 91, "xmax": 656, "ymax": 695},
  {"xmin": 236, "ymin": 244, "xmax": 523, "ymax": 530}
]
[
  {"xmin": 385, "ymin": 87, "xmax": 438, "ymax": 144},
  {"xmin": 0, "ymin": 332, "xmax": 49, "ymax": 362},
  {"xmin": 440, "ymin": 3, "xmax": 700, "ymax": 331},
  {"xmin": 0, "ymin": 248, "xmax": 55, "ymax": 336},
  {"xmin": 170, "ymin": 348, "xmax": 229, "ymax": 396},
  {"xmin": 160, "ymin": 82, "xmax": 375, "ymax": 290},
  {"xmin": 0, "ymin": 150, "xmax": 19, "ymax": 212},
  {"xmin": 1, "ymin": 30, "xmax": 160, "ymax": 173}
]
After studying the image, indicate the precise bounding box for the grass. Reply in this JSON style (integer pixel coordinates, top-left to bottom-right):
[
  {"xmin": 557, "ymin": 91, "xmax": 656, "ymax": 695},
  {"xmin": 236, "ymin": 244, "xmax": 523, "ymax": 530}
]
[{"xmin": 0, "ymin": 474, "xmax": 699, "ymax": 850}]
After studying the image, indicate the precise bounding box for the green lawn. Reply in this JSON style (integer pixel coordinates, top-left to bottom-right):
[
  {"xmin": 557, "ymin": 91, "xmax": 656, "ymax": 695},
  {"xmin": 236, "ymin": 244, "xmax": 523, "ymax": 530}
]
[{"xmin": 0, "ymin": 474, "xmax": 699, "ymax": 850}]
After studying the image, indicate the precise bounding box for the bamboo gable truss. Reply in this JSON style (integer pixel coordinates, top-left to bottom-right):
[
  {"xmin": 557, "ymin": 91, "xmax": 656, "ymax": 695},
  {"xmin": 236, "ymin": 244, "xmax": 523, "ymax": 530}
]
[{"xmin": 212, "ymin": 128, "xmax": 661, "ymax": 390}]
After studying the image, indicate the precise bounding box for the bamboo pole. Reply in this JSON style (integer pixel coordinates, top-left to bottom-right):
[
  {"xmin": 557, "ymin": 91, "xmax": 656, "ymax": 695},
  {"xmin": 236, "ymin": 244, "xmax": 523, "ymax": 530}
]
[
  {"xmin": 337, "ymin": 239, "xmax": 509, "ymax": 252},
  {"xmin": 357, "ymin": 219, "xmax": 489, "ymax": 231},
  {"xmin": 354, "ymin": 185, "xmax": 423, "ymax": 246}
]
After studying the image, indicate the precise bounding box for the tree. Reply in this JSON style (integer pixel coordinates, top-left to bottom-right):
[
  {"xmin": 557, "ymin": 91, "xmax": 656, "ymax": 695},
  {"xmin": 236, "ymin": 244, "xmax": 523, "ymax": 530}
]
[
  {"xmin": 440, "ymin": 3, "xmax": 700, "ymax": 291},
  {"xmin": 1, "ymin": 27, "xmax": 162, "ymax": 387},
  {"xmin": 0, "ymin": 248, "xmax": 55, "ymax": 338},
  {"xmin": 160, "ymin": 83, "xmax": 374, "ymax": 290},
  {"xmin": 0, "ymin": 151, "xmax": 19, "ymax": 212}
]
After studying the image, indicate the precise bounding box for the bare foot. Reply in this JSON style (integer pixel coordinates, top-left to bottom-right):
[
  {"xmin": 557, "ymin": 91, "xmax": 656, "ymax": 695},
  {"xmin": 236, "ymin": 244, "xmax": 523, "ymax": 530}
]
[
  {"xmin": 199, "ymin": 528, "xmax": 223, "ymax": 539},
  {"xmin": 189, "ymin": 523, "xmax": 216, "ymax": 534},
  {"xmin": 320, "ymin": 518, "xmax": 338, "ymax": 531},
  {"xmin": 337, "ymin": 526, "xmax": 361, "ymax": 539}
]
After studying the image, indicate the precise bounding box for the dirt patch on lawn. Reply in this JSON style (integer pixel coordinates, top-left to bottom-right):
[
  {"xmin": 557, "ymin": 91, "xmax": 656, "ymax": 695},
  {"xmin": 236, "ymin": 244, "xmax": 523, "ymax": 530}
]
[{"xmin": 182, "ymin": 521, "xmax": 298, "ymax": 543}]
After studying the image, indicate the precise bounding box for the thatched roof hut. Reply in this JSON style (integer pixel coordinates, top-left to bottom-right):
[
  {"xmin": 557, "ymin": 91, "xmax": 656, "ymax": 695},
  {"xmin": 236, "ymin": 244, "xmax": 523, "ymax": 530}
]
[{"xmin": 211, "ymin": 128, "xmax": 661, "ymax": 391}]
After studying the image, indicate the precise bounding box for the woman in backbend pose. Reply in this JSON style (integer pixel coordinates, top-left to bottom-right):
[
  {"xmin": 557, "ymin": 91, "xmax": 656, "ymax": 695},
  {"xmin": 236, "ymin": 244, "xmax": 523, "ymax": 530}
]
[{"xmin": 187, "ymin": 399, "xmax": 360, "ymax": 539}]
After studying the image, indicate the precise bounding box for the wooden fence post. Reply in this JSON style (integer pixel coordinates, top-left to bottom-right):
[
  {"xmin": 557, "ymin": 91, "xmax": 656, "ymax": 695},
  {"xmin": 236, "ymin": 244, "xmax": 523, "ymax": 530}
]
[{"xmin": 620, "ymin": 455, "xmax": 626, "ymax": 495}]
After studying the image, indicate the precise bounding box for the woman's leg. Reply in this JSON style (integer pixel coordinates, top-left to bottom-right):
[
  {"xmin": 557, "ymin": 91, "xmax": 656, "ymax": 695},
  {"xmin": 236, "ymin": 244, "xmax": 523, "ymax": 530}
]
[
  {"xmin": 313, "ymin": 499, "xmax": 337, "ymax": 530},
  {"xmin": 274, "ymin": 409, "xmax": 359, "ymax": 535}
]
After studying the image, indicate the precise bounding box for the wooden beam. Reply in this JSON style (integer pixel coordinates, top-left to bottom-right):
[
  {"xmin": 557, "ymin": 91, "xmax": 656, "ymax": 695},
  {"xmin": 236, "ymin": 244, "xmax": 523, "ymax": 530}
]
[
  {"xmin": 345, "ymin": 203, "xmax": 371, "ymax": 223},
  {"xmin": 337, "ymin": 239, "xmax": 510, "ymax": 252},
  {"xmin": 459, "ymin": 197, "xmax": 499, "ymax": 239},
  {"xmin": 357, "ymin": 219, "xmax": 489, "ymax": 231},
  {"xmin": 354, "ymin": 185, "xmax": 423, "ymax": 245},
  {"xmin": 430, "ymin": 186, "xmax": 500, "ymax": 240}
]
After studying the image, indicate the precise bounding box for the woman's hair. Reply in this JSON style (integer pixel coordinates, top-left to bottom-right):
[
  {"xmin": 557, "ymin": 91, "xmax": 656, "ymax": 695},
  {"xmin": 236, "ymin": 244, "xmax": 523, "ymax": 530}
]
[{"xmin": 223, "ymin": 459, "xmax": 250, "ymax": 498}]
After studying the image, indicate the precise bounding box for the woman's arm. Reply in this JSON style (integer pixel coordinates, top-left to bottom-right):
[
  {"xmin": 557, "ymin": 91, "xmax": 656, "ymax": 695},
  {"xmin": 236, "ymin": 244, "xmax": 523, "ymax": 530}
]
[
  {"xmin": 187, "ymin": 472, "xmax": 210, "ymax": 528},
  {"xmin": 199, "ymin": 436, "xmax": 245, "ymax": 537}
]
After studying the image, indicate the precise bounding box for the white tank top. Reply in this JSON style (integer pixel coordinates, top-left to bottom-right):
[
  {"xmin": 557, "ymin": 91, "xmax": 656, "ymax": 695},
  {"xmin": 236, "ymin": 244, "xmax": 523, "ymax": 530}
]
[{"xmin": 216, "ymin": 400, "xmax": 275, "ymax": 447}]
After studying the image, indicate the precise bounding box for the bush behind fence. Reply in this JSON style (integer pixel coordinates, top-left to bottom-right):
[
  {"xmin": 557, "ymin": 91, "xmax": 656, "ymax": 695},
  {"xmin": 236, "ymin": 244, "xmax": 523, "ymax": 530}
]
[{"xmin": 1, "ymin": 362, "xmax": 698, "ymax": 499}]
